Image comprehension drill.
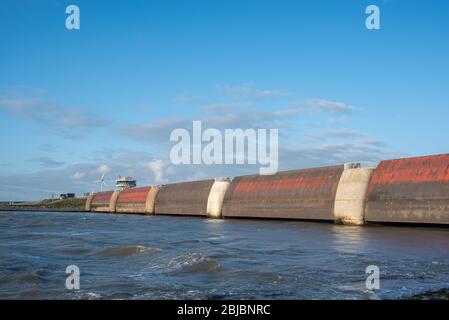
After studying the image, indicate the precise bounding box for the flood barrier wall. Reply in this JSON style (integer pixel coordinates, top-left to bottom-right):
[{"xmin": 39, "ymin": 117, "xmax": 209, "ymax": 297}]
[
  {"xmin": 115, "ymin": 186, "xmax": 151, "ymax": 214},
  {"xmin": 85, "ymin": 154, "xmax": 449, "ymax": 225},
  {"xmin": 90, "ymin": 191, "xmax": 117, "ymax": 213},
  {"xmin": 154, "ymin": 179, "xmax": 215, "ymax": 216},
  {"xmin": 365, "ymin": 154, "xmax": 449, "ymax": 224},
  {"xmin": 221, "ymin": 166, "xmax": 344, "ymax": 220}
]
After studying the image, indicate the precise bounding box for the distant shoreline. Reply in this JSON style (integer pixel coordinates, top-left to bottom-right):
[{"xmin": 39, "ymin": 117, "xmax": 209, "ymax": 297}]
[
  {"xmin": 0, "ymin": 197, "xmax": 86, "ymax": 212},
  {"xmin": 0, "ymin": 206, "xmax": 85, "ymax": 212}
]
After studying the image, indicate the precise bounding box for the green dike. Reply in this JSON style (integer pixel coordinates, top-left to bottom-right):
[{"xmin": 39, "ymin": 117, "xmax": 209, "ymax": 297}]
[{"xmin": 29, "ymin": 198, "xmax": 87, "ymax": 210}]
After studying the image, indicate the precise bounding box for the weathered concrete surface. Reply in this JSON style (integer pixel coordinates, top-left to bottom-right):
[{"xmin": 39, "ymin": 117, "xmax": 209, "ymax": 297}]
[
  {"xmin": 85, "ymin": 194, "xmax": 94, "ymax": 211},
  {"xmin": 115, "ymin": 186, "xmax": 151, "ymax": 214},
  {"xmin": 155, "ymin": 180, "xmax": 215, "ymax": 216},
  {"xmin": 207, "ymin": 178, "xmax": 231, "ymax": 218},
  {"xmin": 366, "ymin": 154, "xmax": 449, "ymax": 224},
  {"xmin": 334, "ymin": 167, "xmax": 374, "ymax": 225},
  {"xmin": 144, "ymin": 186, "xmax": 160, "ymax": 215},
  {"xmin": 91, "ymin": 191, "xmax": 114, "ymax": 212},
  {"xmin": 109, "ymin": 191, "xmax": 120, "ymax": 213},
  {"xmin": 222, "ymin": 166, "xmax": 344, "ymax": 220}
]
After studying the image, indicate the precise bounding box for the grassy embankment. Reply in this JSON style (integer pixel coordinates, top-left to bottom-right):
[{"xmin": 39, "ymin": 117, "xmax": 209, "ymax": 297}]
[
  {"xmin": 35, "ymin": 198, "xmax": 87, "ymax": 209},
  {"xmin": 2, "ymin": 198, "xmax": 88, "ymax": 211}
]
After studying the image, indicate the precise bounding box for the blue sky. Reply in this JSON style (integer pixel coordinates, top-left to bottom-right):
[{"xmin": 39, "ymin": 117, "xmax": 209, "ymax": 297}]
[{"xmin": 0, "ymin": 0, "xmax": 448, "ymax": 200}]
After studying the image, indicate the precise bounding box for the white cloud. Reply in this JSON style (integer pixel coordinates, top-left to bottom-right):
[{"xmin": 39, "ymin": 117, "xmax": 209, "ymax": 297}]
[
  {"xmin": 0, "ymin": 91, "xmax": 110, "ymax": 139},
  {"xmin": 217, "ymin": 83, "xmax": 289, "ymax": 99},
  {"xmin": 303, "ymin": 98, "xmax": 360, "ymax": 113},
  {"xmin": 147, "ymin": 159, "xmax": 174, "ymax": 182},
  {"xmin": 308, "ymin": 130, "xmax": 365, "ymax": 140},
  {"xmin": 173, "ymin": 93, "xmax": 206, "ymax": 103},
  {"xmin": 96, "ymin": 164, "xmax": 111, "ymax": 175},
  {"xmin": 31, "ymin": 156, "xmax": 65, "ymax": 168},
  {"xmin": 70, "ymin": 171, "xmax": 86, "ymax": 180}
]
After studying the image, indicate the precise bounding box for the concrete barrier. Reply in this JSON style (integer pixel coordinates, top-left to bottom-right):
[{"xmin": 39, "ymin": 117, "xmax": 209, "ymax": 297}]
[
  {"xmin": 82, "ymin": 154, "xmax": 449, "ymax": 226},
  {"xmin": 109, "ymin": 191, "xmax": 119, "ymax": 213},
  {"xmin": 207, "ymin": 178, "xmax": 231, "ymax": 218},
  {"xmin": 144, "ymin": 186, "xmax": 160, "ymax": 215},
  {"xmin": 155, "ymin": 179, "xmax": 215, "ymax": 216},
  {"xmin": 90, "ymin": 191, "xmax": 115, "ymax": 212},
  {"xmin": 115, "ymin": 186, "xmax": 151, "ymax": 214},
  {"xmin": 222, "ymin": 166, "xmax": 344, "ymax": 220},
  {"xmin": 85, "ymin": 194, "xmax": 94, "ymax": 211},
  {"xmin": 366, "ymin": 154, "xmax": 449, "ymax": 224},
  {"xmin": 334, "ymin": 166, "xmax": 374, "ymax": 225}
]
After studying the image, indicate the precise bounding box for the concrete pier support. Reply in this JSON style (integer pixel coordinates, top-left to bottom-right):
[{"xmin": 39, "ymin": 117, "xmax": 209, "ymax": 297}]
[
  {"xmin": 334, "ymin": 165, "xmax": 374, "ymax": 225},
  {"xmin": 84, "ymin": 194, "xmax": 94, "ymax": 211},
  {"xmin": 207, "ymin": 178, "xmax": 231, "ymax": 218},
  {"xmin": 109, "ymin": 191, "xmax": 120, "ymax": 213},
  {"xmin": 144, "ymin": 186, "xmax": 160, "ymax": 215}
]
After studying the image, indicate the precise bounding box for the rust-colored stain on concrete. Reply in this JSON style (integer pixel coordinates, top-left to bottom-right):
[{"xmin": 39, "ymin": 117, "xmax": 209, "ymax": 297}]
[
  {"xmin": 91, "ymin": 191, "xmax": 114, "ymax": 205},
  {"xmin": 222, "ymin": 165, "xmax": 344, "ymax": 220},
  {"xmin": 155, "ymin": 179, "xmax": 215, "ymax": 216},
  {"xmin": 370, "ymin": 154, "xmax": 449, "ymax": 185},
  {"xmin": 366, "ymin": 154, "xmax": 449, "ymax": 224},
  {"xmin": 116, "ymin": 186, "xmax": 151, "ymax": 204}
]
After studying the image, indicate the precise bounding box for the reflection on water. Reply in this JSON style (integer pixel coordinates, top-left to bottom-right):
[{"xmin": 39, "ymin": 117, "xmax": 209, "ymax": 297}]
[{"xmin": 0, "ymin": 210, "xmax": 448, "ymax": 299}]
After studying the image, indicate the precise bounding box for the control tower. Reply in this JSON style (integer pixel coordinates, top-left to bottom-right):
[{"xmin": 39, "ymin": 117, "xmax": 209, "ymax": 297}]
[{"xmin": 115, "ymin": 176, "xmax": 136, "ymax": 190}]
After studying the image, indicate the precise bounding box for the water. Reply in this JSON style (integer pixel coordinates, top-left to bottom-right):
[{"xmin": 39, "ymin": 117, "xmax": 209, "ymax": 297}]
[{"xmin": 0, "ymin": 210, "xmax": 448, "ymax": 300}]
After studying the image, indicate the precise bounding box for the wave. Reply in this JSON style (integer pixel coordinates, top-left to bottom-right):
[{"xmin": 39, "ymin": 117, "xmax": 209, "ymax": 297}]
[
  {"xmin": 94, "ymin": 245, "xmax": 160, "ymax": 257},
  {"xmin": 57, "ymin": 247, "xmax": 93, "ymax": 255},
  {"xmin": 408, "ymin": 288, "xmax": 449, "ymax": 300},
  {"xmin": 167, "ymin": 252, "xmax": 221, "ymax": 273}
]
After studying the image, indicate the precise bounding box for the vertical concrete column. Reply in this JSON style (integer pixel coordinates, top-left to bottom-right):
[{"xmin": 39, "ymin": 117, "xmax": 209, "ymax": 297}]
[
  {"xmin": 144, "ymin": 186, "xmax": 161, "ymax": 215},
  {"xmin": 109, "ymin": 191, "xmax": 120, "ymax": 213},
  {"xmin": 207, "ymin": 177, "xmax": 231, "ymax": 218},
  {"xmin": 85, "ymin": 194, "xmax": 94, "ymax": 211},
  {"xmin": 334, "ymin": 165, "xmax": 374, "ymax": 225}
]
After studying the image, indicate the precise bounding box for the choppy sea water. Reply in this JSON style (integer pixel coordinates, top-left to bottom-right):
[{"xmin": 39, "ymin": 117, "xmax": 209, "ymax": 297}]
[{"xmin": 0, "ymin": 210, "xmax": 448, "ymax": 300}]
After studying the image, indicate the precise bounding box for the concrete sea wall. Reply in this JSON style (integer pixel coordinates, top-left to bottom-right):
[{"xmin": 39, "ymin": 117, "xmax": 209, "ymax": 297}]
[
  {"xmin": 115, "ymin": 186, "xmax": 151, "ymax": 214},
  {"xmin": 222, "ymin": 166, "xmax": 344, "ymax": 220},
  {"xmin": 365, "ymin": 154, "xmax": 449, "ymax": 224},
  {"xmin": 334, "ymin": 166, "xmax": 374, "ymax": 225},
  {"xmin": 90, "ymin": 191, "xmax": 116, "ymax": 212},
  {"xmin": 154, "ymin": 179, "xmax": 215, "ymax": 216},
  {"xmin": 85, "ymin": 153, "xmax": 449, "ymax": 225},
  {"xmin": 206, "ymin": 178, "xmax": 231, "ymax": 218}
]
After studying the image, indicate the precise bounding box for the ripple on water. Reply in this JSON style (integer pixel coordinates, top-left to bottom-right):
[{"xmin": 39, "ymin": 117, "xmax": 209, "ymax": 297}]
[
  {"xmin": 148, "ymin": 252, "xmax": 221, "ymax": 273},
  {"xmin": 94, "ymin": 245, "xmax": 160, "ymax": 257},
  {"xmin": 11, "ymin": 269, "xmax": 51, "ymax": 284}
]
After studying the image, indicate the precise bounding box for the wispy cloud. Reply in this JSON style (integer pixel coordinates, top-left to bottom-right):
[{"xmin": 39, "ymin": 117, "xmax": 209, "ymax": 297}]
[
  {"xmin": 39, "ymin": 143, "xmax": 56, "ymax": 152},
  {"xmin": 115, "ymin": 104, "xmax": 306, "ymax": 145},
  {"xmin": 0, "ymin": 85, "xmax": 396, "ymax": 200},
  {"xmin": 279, "ymin": 142, "xmax": 404, "ymax": 169},
  {"xmin": 308, "ymin": 129, "xmax": 366, "ymax": 140},
  {"xmin": 147, "ymin": 159, "xmax": 175, "ymax": 183},
  {"xmin": 217, "ymin": 83, "xmax": 289, "ymax": 99},
  {"xmin": 173, "ymin": 93, "xmax": 206, "ymax": 104},
  {"xmin": 0, "ymin": 91, "xmax": 111, "ymax": 139},
  {"xmin": 31, "ymin": 156, "xmax": 65, "ymax": 168},
  {"xmin": 300, "ymin": 98, "xmax": 361, "ymax": 113},
  {"xmin": 70, "ymin": 171, "xmax": 86, "ymax": 180}
]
